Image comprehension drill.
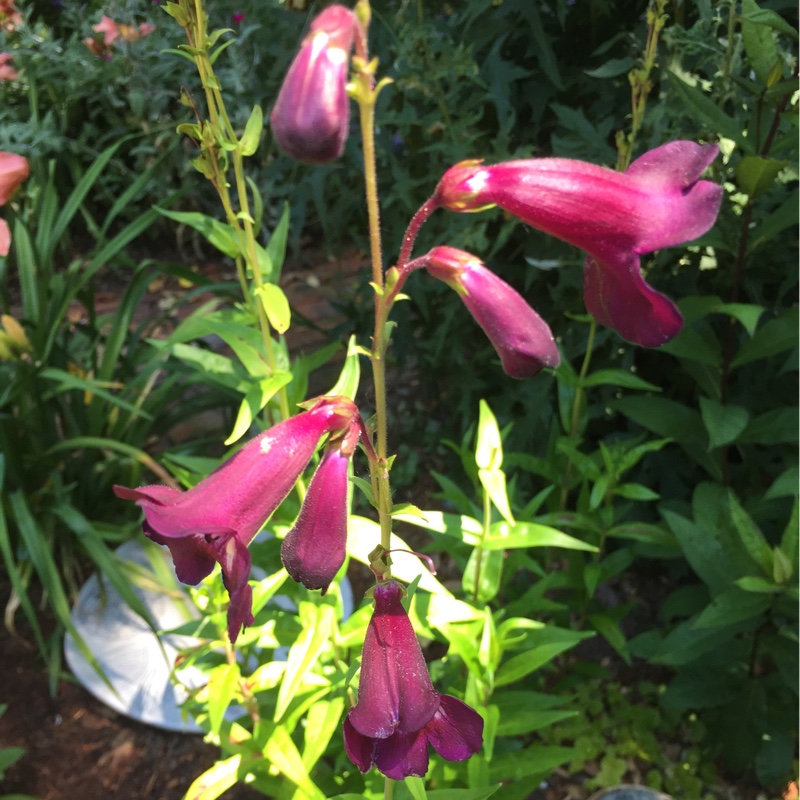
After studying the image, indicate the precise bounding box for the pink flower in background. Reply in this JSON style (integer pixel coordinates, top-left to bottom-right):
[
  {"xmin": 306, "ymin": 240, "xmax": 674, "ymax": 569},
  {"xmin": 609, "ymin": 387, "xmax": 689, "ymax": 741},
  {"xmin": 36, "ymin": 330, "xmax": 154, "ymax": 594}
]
[
  {"xmin": 0, "ymin": 0, "xmax": 22, "ymax": 31},
  {"xmin": 86, "ymin": 15, "xmax": 155, "ymax": 58},
  {"xmin": 270, "ymin": 4, "xmax": 357, "ymax": 164},
  {"xmin": 0, "ymin": 53, "xmax": 19, "ymax": 81},
  {"xmin": 114, "ymin": 397, "xmax": 358, "ymax": 642},
  {"xmin": 0, "ymin": 151, "xmax": 28, "ymax": 256},
  {"xmin": 281, "ymin": 416, "xmax": 361, "ymax": 592},
  {"xmin": 423, "ymin": 245, "xmax": 560, "ymax": 378},
  {"xmin": 433, "ymin": 141, "xmax": 723, "ymax": 347},
  {"xmin": 232, "ymin": 12, "xmax": 244, "ymax": 24},
  {"xmin": 344, "ymin": 580, "xmax": 483, "ymax": 778}
]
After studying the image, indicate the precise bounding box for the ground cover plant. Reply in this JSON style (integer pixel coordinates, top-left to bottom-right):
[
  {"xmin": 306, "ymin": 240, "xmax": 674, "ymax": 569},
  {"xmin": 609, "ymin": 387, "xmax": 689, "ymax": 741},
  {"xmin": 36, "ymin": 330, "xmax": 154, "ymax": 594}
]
[{"xmin": 0, "ymin": 0, "xmax": 797, "ymax": 798}]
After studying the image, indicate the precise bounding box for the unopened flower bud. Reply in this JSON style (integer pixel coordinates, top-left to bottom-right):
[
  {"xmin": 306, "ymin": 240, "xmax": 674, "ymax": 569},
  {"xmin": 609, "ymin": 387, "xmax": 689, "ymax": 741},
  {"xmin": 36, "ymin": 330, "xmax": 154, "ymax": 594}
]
[
  {"xmin": 281, "ymin": 417, "xmax": 361, "ymax": 593},
  {"xmin": 425, "ymin": 246, "xmax": 559, "ymax": 379},
  {"xmin": 270, "ymin": 5, "xmax": 357, "ymax": 164}
]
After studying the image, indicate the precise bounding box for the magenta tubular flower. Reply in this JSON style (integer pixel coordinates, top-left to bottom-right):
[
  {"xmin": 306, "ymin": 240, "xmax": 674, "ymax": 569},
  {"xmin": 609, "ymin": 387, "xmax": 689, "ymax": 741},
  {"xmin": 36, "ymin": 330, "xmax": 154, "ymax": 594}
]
[
  {"xmin": 344, "ymin": 580, "xmax": 483, "ymax": 779},
  {"xmin": 432, "ymin": 141, "xmax": 723, "ymax": 346},
  {"xmin": 270, "ymin": 5, "xmax": 356, "ymax": 164},
  {"xmin": 424, "ymin": 245, "xmax": 559, "ymax": 378},
  {"xmin": 281, "ymin": 417, "xmax": 361, "ymax": 592},
  {"xmin": 0, "ymin": 152, "xmax": 28, "ymax": 256},
  {"xmin": 114, "ymin": 397, "xmax": 357, "ymax": 642}
]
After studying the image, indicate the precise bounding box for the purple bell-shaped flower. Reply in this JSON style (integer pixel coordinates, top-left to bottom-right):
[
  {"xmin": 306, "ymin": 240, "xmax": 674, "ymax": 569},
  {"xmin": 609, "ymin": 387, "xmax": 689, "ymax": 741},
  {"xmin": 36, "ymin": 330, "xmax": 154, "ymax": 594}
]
[{"xmin": 344, "ymin": 579, "xmax": 483, "ymax": 779}]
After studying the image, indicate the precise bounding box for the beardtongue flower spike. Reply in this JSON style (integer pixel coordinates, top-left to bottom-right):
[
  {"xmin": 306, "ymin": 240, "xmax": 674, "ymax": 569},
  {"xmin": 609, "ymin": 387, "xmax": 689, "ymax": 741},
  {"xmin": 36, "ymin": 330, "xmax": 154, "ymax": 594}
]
[
  {"xmin": 113, "ymin": 397, "xmax": 357, "ymax": 643},
  {"xmin": 281, "ymin": 415, "xmax": 361, "ymax": 592},
  {"xmin": 432, "ymin": 141, "xmax": 723, "ymax": 346},
  {"xmin": 344, "ymin": 579, "xmax": 484, "ymax": 779},
  {"xmin": 424, "ymin": 245, "xmax": 559, "ymax": 378},
  {"xmin": 270, "ymin": 4, "xmax": 357, "ymax": 164}
]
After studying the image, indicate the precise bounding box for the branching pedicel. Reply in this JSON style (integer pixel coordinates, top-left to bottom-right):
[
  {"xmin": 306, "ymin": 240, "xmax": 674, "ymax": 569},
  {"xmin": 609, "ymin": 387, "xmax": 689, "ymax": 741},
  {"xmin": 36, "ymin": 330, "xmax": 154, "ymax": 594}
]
[{"xmin": 115, "ymin": 0, "xmax": 723, "ymax": 786}]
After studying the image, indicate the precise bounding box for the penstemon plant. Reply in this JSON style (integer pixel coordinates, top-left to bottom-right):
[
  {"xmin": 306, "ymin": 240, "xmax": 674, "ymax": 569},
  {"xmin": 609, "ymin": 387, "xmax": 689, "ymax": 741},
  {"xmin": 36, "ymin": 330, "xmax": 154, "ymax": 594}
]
[{"xmin": 112, "ymin": 0, "xmax": 725, "ymax": 797}]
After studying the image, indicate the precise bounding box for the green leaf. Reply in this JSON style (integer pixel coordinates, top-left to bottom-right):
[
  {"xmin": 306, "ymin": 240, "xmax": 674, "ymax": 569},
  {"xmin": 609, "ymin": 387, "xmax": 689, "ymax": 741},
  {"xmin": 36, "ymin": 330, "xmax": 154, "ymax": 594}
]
[
  {"xmin": 741, "ymin": 0, "xmax": 782, "ymax": 84},
  {"xmin": 494, "ymin": 708, "xmax": 577, "ymax": 736},
  {"xmin": 428, "ymin": 788, "xmax": 501, "ymax": 800},
  {"xmin": 731, "ymin": 307, "xmax": 798, "ymax": 367},
  {"xmin": 667, "ymin": 71, "xmax": 753, "ymax": 153},
  {"xmin": 476, "ymin": 400, "xmax": 503, "ymax": 471},
  {"xmin": 262, "ymin": 724, "xmax": 325, "ymax": 800},
  {"xmin": 225, "ymin": 372, "xmax": 293, "ymax": 445},
  {"xmin": 155, "ymin": 207, "xmax": 241, "ymax": 258},
  {"xmin": 520, "ymin": 2, "xmax": 563, "ymax": 89},
  {"xmin": 606, "ymin": 522, "xmax": 676, "ymax": 547},
  {"xmin": 0, "ymin": 746, "xmax": 26, "ymax": 774},
  {"xmin": 764, "ymin": 466, "xmax": 799, "ymax": 500},
  {"xmin": 479, "ymin": 469, "xmax": 515, "ymax": 526},
  {"xmin": 735, "ymin": 155, "xmax": 787, "ymax": 199},
  {"xmin": 239, "ymin": 104, "xmax": 263, "ymax": 156},
  {"xmin": 275, "ymin": 603, "xmax": 334, "ymax": 722},
  {"xmin": 326, "ymin": 335, "xmax": 361, "ymax": 400},
  {"xmin": 254, "ymin": 283, "xmax": 291, "ymax": 334},
  {"xmin": 302, "ymin": 698, "xmax": 345, "ymax": 770},
  {"xmin": 9, "ymin": 492, "xmax": 115, "ymax": 694},
  {"xmin": 779, "ymin": 499, "xmax": 798, "ymax": 573},
  {"xmin": 183, "ymin": 756, "xmax": 244, "ymax": 800},
  {"xmin": 581, "ymin": 369, "xmax": 661, "ymax": 391},
  {"xmin": 463, "ymin": 548, "xmax": 504, "ymax": 603},
  {"xmin": 584, "ymin": 56, "xmax": 635, "ymax": 78},
  {"xmin": 266, "ymin": 203, "xmax": 291, "ymax": 282},
  {"xmin": 709, "ymin": 302, "xmax": 765, "ymax": 337},
  {"xmin": 591, "ymin": 613, "xmax": 631, "ymax": 663},
  {"xmin": 727, "ymin": 492, "xmax": 774, "ymax": 576},
  {"xmin": 699, "ymin": 397, "xmax": 750, "ymax": 448},
  {"xmin": 735, "ymin": 576, "xmax": 780, "ymax": 594},
  {"xmin": 495, "ymin": 632, "xmax": 590, "ymax": 687},
  {"xmin": 207, "ymin": 663, "xmax": 239, "ymax": 736},
  {"xmin": 737, "ymin": 407, "xmax": 799, "ymax": 445},
  {"xmin": 393, "ymin": 510, "xmax": 484, "ymax": 546},
  {"xmin": 405, "ymin": 777, "xmax": 427, "ymax": 800},
  {"xmin": 488, "ymin": 746, "xmax": 575, "ymax": 781},
  {"xmin": 741, "ymin": 0, "xmax": 799, "ymax": 39},
  {"xmin": 613, "ymin": 482, "xmax": 660, "ymax": 501},
  {"xmin": 748, "ymin": 189, "xmax": 799, "ymax": 251},
  {"xmin": 39, "ymin": 367, "xmax": 153, "ymax": 419},
  {"xmin": 692, "ymin": 587, "xmax": 772, "ymax": 629},
  {"xmin": 661, "ymin": 510, "xmax": 734, "ymax": 595},
  {"xmin": 484, "ymin": 521, "xmax": 597, "ymax": 552}
]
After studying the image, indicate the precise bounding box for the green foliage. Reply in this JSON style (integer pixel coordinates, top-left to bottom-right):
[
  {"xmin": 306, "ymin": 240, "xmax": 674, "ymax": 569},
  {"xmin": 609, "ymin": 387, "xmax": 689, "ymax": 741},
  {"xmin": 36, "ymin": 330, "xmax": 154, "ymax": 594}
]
[
  {"xmin": 0, "ymin": 145, "xmax": 232, "ymax": 686},
  {"xmin": 538, "ymin": 681, "xmax": 721, "ymax": 798}
]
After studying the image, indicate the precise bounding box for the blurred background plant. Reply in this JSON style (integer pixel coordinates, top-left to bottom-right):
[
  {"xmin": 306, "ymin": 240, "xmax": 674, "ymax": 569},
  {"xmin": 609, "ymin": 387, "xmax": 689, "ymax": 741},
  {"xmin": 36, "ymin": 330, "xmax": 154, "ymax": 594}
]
[{"xmin": 0, "ymin": 0, "xmax": 795, "ymax": 796}]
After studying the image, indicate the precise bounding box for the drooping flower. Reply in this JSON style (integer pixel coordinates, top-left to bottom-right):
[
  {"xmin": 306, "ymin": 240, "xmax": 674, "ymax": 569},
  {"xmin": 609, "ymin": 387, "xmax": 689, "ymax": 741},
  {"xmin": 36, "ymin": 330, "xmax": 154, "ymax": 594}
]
[
  {"xmin": 0, "ymin": 53, "xmax": 19, "ymax": 81},
  {"xmin": 281, "ymin": 415, "xmax": 361, "ymax": 592},
  {"xmin": 0, "ymin": 151, "xmax": 28, "ymax": 257},
  {"xmin": 270, "ymin": 4, "xmax": 357, "ymax": 164},
  {"xmin": 422, "ymin": 245, "xmax": 559, "ymax": 378},
  {"xmin": 432, "ymin": 141, "xmax": 723, "ymax": 346},
  {"xmin": 114, "ymin": 397, "xmax": 358, "ymax": 642},
  {"xmin": 344, "ymin": 580, "xmax": 483, "ymax": 779}
]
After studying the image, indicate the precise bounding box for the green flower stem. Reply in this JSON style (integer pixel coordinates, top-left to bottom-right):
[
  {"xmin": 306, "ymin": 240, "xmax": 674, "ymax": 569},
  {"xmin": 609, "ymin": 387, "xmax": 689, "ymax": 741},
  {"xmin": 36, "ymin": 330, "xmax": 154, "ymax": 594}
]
[
  {"xmin": 183, "ymin": 0, "xmax": 291, "ymax": 422},
  {"xmin": 472, "ymin": 484, "xmax": 492, "ymax": 602},
  {"xmin": 559, "ymin": 318, "xmax": 596, "ymax": 511},
  {"xmin": 616, "ymin": 0, "xmax": 667, "ymax": 172},
  {"xmin": 384, "ymin": 776, "xmax": 395, "ymax": 800},
  {"xmin": 354, "ymin": 48, "xmax": 394, "ymax": 558}
]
